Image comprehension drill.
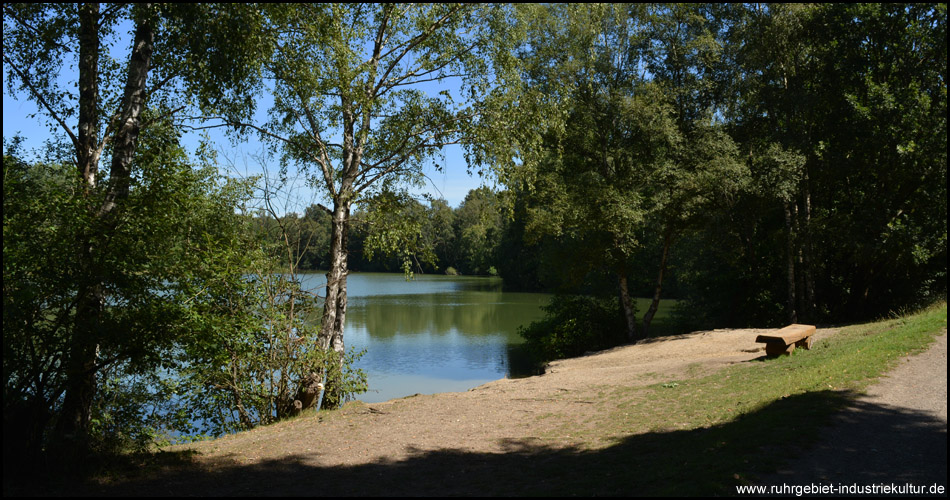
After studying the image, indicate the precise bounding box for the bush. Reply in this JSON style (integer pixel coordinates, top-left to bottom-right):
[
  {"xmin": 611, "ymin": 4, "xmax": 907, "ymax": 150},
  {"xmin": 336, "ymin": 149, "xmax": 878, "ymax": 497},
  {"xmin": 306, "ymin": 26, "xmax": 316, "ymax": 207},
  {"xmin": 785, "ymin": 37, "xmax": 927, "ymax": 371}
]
[
  {"xmin": 445, "ymin": 266, "xmax": 459, "ymax": 276},
  {"xmin": 518, "ymin": 294, "xmax": 628, "ymax": 361}
]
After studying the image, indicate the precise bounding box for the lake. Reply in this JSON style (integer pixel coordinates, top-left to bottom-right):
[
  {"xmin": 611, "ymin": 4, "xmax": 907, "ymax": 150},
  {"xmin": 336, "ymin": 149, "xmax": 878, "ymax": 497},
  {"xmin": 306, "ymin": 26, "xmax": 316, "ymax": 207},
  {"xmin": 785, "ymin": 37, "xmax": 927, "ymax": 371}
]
[{"xmin": 298, "ymin": 272, "xmax": 551, "ymax": 403}]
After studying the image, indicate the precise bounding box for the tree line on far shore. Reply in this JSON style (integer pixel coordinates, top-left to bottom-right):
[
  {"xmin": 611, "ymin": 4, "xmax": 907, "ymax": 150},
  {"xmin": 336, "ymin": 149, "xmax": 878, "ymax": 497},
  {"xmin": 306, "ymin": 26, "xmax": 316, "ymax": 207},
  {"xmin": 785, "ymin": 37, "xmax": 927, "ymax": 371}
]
[{"xmin": 262, "ymin": 186, "xmax": 507, "ymax": 278}]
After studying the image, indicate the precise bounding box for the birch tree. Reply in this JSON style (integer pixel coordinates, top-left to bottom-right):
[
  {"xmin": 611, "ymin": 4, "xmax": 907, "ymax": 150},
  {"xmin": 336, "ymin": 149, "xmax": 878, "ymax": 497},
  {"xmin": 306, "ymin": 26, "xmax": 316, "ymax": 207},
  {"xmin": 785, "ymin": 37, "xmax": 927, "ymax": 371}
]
[{"xmin": 227, "ymin": 4, "xmax": 518, "ymax": 408}]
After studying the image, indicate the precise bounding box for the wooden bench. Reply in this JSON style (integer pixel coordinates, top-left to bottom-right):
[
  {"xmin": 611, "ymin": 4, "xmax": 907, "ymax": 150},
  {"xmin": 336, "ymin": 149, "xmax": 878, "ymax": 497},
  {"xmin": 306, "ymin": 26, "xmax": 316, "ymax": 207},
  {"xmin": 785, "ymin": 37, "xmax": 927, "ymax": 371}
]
[{"xmin": 755, "ymin": 324, "xmax": 816, "ymax": 357}]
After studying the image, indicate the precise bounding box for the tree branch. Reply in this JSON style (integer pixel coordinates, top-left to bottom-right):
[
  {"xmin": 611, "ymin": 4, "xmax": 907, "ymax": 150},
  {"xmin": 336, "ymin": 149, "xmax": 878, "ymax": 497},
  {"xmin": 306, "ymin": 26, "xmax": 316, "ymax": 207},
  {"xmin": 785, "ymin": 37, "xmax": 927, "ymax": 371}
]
[
  {"xmin": 2, "ymin": 5, "xmax": 71, "ymax": 51},
  {"xmin": 378, "ymin": 43, "xmax": 477, "ymax": 98},
  {"xmin": 373, "ymin": 4, "xmax": 469, "ymax": 98},
  {"xmin": 355, "ymin": 134, "xmax": 462, "ymax": 194},
  {"xmin": 292, "ymin": 90, "xmax": 338, "ymax": 196},
  {"xmin": 3, "ymin": 54, "xmax": 79, "ymax": 149}
]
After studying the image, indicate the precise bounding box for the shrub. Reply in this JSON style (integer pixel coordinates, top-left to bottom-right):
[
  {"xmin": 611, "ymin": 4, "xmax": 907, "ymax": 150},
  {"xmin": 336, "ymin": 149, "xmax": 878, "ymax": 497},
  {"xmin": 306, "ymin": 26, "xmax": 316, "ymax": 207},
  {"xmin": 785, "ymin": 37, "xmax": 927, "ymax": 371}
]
[{"xmin": 518, "ymin": 294, "xmax": 628, "ymax": 361}]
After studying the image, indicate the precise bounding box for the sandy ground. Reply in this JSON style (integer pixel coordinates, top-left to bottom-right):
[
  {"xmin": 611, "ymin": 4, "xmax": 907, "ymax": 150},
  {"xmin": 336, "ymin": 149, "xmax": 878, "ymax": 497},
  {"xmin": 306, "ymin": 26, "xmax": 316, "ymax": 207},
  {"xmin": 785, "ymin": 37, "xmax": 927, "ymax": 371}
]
[
  {"xmin": 85, "ymin": 325, "xmax": 945, "ymax": 496},
  {"xmin": 188, "ymin": 327, "xmax": 801, "ymax": 465}
]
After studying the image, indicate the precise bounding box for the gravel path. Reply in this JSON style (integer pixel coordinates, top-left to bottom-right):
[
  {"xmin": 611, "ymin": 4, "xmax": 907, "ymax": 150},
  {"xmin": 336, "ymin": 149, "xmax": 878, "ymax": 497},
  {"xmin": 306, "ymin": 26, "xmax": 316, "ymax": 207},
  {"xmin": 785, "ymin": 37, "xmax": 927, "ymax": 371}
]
[{"xmin": 760, "ymin": 329, "xmax": 948, "ymax": 493}]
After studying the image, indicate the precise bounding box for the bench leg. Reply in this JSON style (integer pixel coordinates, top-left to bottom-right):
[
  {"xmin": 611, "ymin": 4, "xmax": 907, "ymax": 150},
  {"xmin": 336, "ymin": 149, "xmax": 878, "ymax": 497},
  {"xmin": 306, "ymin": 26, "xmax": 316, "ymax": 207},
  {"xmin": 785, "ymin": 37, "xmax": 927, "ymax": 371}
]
[
  {"xmin": 765, "ymin": 341, "xmax": 795, "ymax": 357},
  {"xmin": 794, "ymin": 336, "xmax": 814, "ymax": 350}
]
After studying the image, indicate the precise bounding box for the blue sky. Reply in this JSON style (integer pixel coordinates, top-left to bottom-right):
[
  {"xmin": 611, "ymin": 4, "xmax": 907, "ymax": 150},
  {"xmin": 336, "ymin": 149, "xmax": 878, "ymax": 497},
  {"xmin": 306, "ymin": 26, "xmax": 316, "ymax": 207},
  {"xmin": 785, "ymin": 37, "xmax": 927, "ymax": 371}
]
[{"xmin": 3, "ymin": 63, "xmax": 488, "ymax": 211}]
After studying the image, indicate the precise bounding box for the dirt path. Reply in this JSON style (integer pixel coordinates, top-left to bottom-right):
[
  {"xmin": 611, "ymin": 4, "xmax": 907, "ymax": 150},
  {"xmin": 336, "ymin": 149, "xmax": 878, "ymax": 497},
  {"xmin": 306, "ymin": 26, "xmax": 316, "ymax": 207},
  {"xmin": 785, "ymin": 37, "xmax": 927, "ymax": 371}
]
[
  {"xmin": 176, "ymin": 327, "xmax": 789, "ymax": 466},
  {"xmin": 760, "ymin": 329, "xmax": 948, "ymax": 491},
  {"xmin": 91, "ymin": 326, "xmax": 946, "ymax": 496}
]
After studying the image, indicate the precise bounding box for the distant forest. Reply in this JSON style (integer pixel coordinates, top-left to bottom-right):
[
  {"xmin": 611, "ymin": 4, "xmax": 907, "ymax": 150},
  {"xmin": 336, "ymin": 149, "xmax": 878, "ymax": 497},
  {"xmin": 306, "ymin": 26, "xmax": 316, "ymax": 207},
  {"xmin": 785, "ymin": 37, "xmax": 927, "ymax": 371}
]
[{"xmin": 260, "ymin": 187, "xmax": 508, "ymax": 279}]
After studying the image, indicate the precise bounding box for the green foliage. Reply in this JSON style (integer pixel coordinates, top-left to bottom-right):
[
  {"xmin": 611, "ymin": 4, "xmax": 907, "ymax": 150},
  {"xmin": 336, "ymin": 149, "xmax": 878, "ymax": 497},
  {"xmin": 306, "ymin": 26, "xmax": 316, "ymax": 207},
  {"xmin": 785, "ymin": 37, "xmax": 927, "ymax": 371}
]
[
  {"xmin": 453, "ymin": 187, "xmax": 505, "ymax": 275},
  {"xmin": 175, "ymin": 248, "xmax": 367, "ymax": 435},
  {"xmin": 425, "ymin": 199, "xmax": 458, "ymax": 272},
  {"xmin": 3, "ymin": 1, "xmax": 278, "ymax": 454},
  {"xmin": 3, "ymin": 114, "xmax": 367, "ymax": 450},
  {"xmin": 324, "ymin": 346, "xmax": 369, "ymax": 406},
  {"xmin": 87, "ymin": 364, "xmax": 193, "ymax": 454},
  {"xmin": 3, "ymin": 150, "xmax": 86, "ymax": 458},
  {"xmin": 3, "ymin": 4, "xmax": 270, "ymax": 157},
  {"xmin": 519, "ymin": 295, "xmax": 627, "ymax": 361},
  {"xmin": 805, "ymin": 3, "xmax": 947, "ymax": 318},
  {"xmin": 252, "ymin": 207, "xmax": 333, "ymax": 272},
  {"xmin": 500, "ymin": 4, "xmax": 749, "ymax": 340},
  {"xmin": 162, "ymin": 188, "xmax": 368, "ymax": 435},
  {"xmin": 504, "ymin": 3, "xmax": 945, "ymax": 331},
  {"xmin": 676, "ymin": 3, "xmax": 947, "ymax": 325},
  {"xmin": 2, "ymin": 125, "xmax": 263, "ymax": 453},
  {"xmin": 356, "ymin": 190, "xmax": 438, "ymax": 278}
]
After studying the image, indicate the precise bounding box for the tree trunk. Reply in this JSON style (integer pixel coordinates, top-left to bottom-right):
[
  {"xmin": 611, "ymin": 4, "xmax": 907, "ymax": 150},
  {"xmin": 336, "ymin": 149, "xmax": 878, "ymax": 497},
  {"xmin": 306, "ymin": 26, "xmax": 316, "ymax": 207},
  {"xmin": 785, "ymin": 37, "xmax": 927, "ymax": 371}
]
[
  {"xmin": 54, "ymin": 285, "xmax": 102, "ymax": 444},
  {"xmin": 77, "ymin": 2, "xmax": 100, "ymax": 189},
  {"xmin": 618, "ymin": 272, "xmax": 639, "ymax": 342},
  {"xmin": 793, "ymin": 202, "xmax": 806, "ymax": 318},
  {"xmin": 318, "ymin": 201, "xmax": 350, "ymax": 409},
  {"xmin": 285, "ymin": 372, "xmax": 324, "ymax": 417},
  {"xmin": 54, "ymin": 3, "xmax": 102, "ymax": 447},
  {"xmin": 801, "ymin": 175, "xmax": 816, "ymax": 320},
  {"xmin": 54, "ymin": 6, "xmax": 155, "ymax": 446},
  {"xmin": 101, "ymin": 9, "xmax": 154, "ymax": 216},
  {"xmin": 783, "ymin": 201, "xmax": 798, "ymax": 324},
  {"xmin": 642, "ymin": 229, "xmax": 673, "ymax": 336}
]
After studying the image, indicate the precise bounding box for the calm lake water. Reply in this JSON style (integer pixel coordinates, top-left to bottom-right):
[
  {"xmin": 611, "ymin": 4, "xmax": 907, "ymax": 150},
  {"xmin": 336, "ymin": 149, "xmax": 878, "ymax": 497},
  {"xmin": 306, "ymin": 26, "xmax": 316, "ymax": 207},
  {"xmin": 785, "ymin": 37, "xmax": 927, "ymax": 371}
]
[{"xmin": 298, "ymin": 272, "xmax": 551, "ymax": 403}]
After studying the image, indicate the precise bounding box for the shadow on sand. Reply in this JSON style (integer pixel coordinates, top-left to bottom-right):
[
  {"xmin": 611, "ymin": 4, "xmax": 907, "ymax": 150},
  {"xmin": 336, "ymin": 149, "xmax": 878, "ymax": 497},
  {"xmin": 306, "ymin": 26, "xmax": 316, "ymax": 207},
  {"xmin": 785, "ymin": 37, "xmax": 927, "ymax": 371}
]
[{"xmin": 22, "ymin": 389, "xmax": 940, "ymax": 497}]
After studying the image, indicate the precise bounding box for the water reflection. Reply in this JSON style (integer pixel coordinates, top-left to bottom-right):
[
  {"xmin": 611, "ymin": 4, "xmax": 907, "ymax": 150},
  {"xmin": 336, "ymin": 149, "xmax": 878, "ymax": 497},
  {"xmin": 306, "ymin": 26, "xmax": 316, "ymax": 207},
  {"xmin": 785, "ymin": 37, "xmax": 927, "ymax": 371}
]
[
  {"xmin": 300, "ymin": 272, "xmax": 506, "ymax": 298},
  {"xmin": 298, "ymin": 273, "xmax": 549, "ymax": 403},
  {"xmin": 348, "ymin": 293, "xmax": 545, "ymax": 338}
]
